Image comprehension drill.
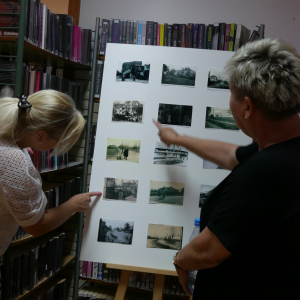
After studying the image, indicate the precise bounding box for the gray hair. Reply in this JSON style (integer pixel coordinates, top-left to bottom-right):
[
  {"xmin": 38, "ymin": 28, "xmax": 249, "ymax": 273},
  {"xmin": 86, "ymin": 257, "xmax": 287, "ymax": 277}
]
[{"xmin": 225, "ymin": 38, "xmax": 300, "ymax": 120}]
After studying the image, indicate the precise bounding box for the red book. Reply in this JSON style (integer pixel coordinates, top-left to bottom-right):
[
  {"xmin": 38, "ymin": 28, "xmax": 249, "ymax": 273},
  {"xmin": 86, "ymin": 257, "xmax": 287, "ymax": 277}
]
[
  {"xmin": 87, "ymin": 261, "xmax": 92, "ymax": 278},
  {"xmin": 82, "ymin": 261, "xmax": 87, "ymax": 277},
  {"xmin": 224, "ymin": 24, "xmax": 231, "ymax": 51},
  {"xmin": 35, "ymin": 71, "xmax": 41, "ymax": 92}
]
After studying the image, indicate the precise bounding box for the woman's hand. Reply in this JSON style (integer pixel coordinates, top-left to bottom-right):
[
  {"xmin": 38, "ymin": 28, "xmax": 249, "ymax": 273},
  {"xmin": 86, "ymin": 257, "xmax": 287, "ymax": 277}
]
[
  {"xmin": 153, "ymin": 119, "xmax": 179, "ymax": 146},
  {"xmin": 176, "ymin": 267, "xmax": 192, "ymax": 295},
  {"xmin": 69, "ymin": 191, "xmax": 102, "ymax": 212}
]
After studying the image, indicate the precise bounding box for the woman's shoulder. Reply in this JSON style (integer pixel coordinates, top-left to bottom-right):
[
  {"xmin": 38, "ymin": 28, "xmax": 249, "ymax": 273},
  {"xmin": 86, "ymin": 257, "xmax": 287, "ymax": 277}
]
[{"xmin": 0, "ymin": 139, "xmax": 27, "ymax": 165}]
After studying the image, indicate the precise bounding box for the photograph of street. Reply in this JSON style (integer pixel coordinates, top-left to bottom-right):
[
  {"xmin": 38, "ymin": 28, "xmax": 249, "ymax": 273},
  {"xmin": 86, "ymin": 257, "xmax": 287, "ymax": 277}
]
[
  {"xmin": 146, "ymin": 224, "xmax": 183, "ymax": 250},
  {"xmin": 116, "ymin": 61, "xmax": 150, "ymax": 83},
  {"xmin": 97, "ymin": 218, "xmax": 134, "ymax": 245},
  {"xmin": 161, "ymin": 63, "xmax": 197, "ymax": 87},
  {"xmin": 112, "ymin": 100, "xmax": 144, "ymax": 123},
  {"xmin": 106, "ymin": 138, "xmax": 141, "ymax": 163},
  {"xmin": 153, "ymin": 141, "xmax": 189, "ymax": 167},
  {"xmin": 158, "ymin": 104, "xmax": 193, "ymax": 127},
  {"xmin": 149, "ymin": 180, "xmax": 185, "ymax": 206},
  {"xmin": 207, "ymin": 69, "xmax": 229, "ymax": 90},
  {"xmin": 205, "ymin": 107, "xmax": 239, "ymax": 131},
  {"xmin": 203, "ymin": 159, "xmax": 223, "ymax": 170},
  {"xmin": 199, "ymin": 184, "xmax": 216, "ymax": 207},
  {"xmin": 103, "ymin": 177, "xmax": 138, "ymax": 202}
]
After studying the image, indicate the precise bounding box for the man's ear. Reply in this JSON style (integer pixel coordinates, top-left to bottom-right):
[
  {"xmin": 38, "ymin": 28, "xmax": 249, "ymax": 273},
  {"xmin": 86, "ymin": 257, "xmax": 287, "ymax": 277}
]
[
  {"xmin": 244, "ymin": 97, "xmax": 254, "ymax": 119},
  {"xmin": 34, "ymin": 130, "xmax": 47, "ymax": 143}
]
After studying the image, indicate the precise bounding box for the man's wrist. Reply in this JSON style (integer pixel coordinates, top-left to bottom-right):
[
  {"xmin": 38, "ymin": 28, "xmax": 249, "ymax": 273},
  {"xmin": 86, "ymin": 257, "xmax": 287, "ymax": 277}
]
[{"xmin": 173, "ymin": 251, "xmax": 184, "ymax": 270}]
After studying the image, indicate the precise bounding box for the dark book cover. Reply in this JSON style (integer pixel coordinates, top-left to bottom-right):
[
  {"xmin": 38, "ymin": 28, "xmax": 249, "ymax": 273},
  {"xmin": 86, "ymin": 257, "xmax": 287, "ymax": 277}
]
[
  {"xmin": 193, "ymin": 24, "xmax": 198, "ymax": 48},
  {"xmin": 212, "ymin": 23, "xmax": 219, "ymax": 50},
  {"xmin": 129, "ymin": 20, "xmax": 133, "ymax": 44},
  {"xmin": 163, "ymin": 23, "xmax": 168, "ymax": 46},
  {"xmin": 25, "ymin": 0, "xmax": 30, "ymax": 41},
  {"xmin": 125, "ymin": 20, "xmax": 131, "ymax": 44},
  {"xmin": 66, "ymin": 15, "xmax": 74, "ymax": 60},
  {"xmin": 90, "ymin": 124, "xmax": 97, "ymax": 161},
  {"xmin": 133, "ymin": 21, "xmax": 137, "ymax": 44},
  {"xmin": 206, "ymin": 24, "xmax": 214, "ymax": 49},
  {"xmin": 172, "ymin": 24, "xmax": 179, "ymax": 47},
  {"xmin": 108, "ymin": 18, "xmax": 113, "ymax": 43},
  {"xmin": 178, "ymin": 24, "xmax": 182, "ymax": 47},
  {"xmin": 94, "ymin": 60, "xmax": 104, "ymax": 98},
  {"xmin": 203, "ymin": 25, "xmax": 208, "ymax": 49},
  {"xmin": 218, "ymin": 22, "xmax": 226, "ymax": 50},
  {"xmin": 46, "ymin": 8, "xmax": 51, "ymax": 52},
  {"xmin": 119, "ymin": 19, "xmax": 123, "ymax": 43},
  {"xmin": 180, "ymin": 24, "xmax": 186, "ymax": 47},
  {"xmin": 146, "ymin": 21, "xmax": 154, "ymax": 45},
  {"xmin": 122, "ymin": 20, "xmax": 127, "ymax": 44},
  {"xmin": 186, "ymin": 23, "xmax": 193, "ymax": 48},
  {"xmin": 112, "ymin": 19, "xmax": 120, "ymax": 43},
  {"xmin": 198, "ymin": 24, "xmax": 205, "ymax": 49},
  {"xmin": 167, "ymin": 24, "xmax": 172, "ymax": 46},
  {"xmin": 54, "ymin": 14, "xmax": 59, "ymax": 55},
  {"xmin": 38, "ymin": 3, "xmax": 43, "ymax": 47}
]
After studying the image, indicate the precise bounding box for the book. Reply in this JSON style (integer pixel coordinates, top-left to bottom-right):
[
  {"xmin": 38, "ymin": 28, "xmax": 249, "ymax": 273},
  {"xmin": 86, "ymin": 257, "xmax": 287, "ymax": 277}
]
[
  {"xmin": 172, "ymin": 24, "xmax": 179, "ymax": 47},
  {"xmin": 112, "ymin": 19, "xmax": 120, "ymax": 43},
  {"xmin": 160, "ymin": 24, "xmax": 164, "ymax": 46},
  {"xmin": 218, "ymin": 22, "xmax": 226, "ymax": 50},
  {"xmin": 99, "ymin": 19, "xmax": 109, "ymax": 55},
  {"xmin": 92, "ymin": 262, "xmax": 98, "ymax": 279},
  {"xmin": 259, "ymin": 24, "xmax": 265, "ymax": 39},
  {"xmin": 186, "ymin": 23, "xmax": 193, "ymax": 48},
  {"xmin": 133, "ymin": 20, "xmax": 137, "ymax": 44},
  {"xmin": 206, "ymin": 24, "xmax": 214, "ymax": 49},
  {"xmin": 212, "ymin": 23, "xmax": 219, "ymax": 50},
  {"xmin": 157, "ymin": 23, "xmax": 160, "ymax": 46},
  {"xmin": 198, "ymin": 24, "xmax": 205, "ymax": 49},
  {"xmin": 163, "ymin": 23, "xmax": 168, "ymax": 46},
  {"xmin": 137, "ymin": 21, "xmax": 143, "ymax": 45},
  {"xmin": 180, "ymin": 24, "xmax": 186, "ymax": 47},
  {"xmin": 126, "ymin": 20, "xmax": 130, "ymax": 44},
  {"xmin": 129, "ymin": 20, "xmax": 133, "ymax": 44},
  {"xmin": 97, "ymin": 262, "xmax": 103, "ymax": 280},
  {"xmin": 153, "ymin": 22, "xmax": 158, "ymax": 46},
  {"xmin": 228, "ymin": 23, "xmax": 236, "ymax": 51},
  {"xmin": 108, "ymin": 18, "xmax": 113, "ymax": 43},
  {"xmin": 146, "ymin": 21, "xmax": 154, "ymax": 45},
  {"xmin": 94, "ymin": 60, "xmax": 104, "ymax": 99},
  {"xmin": 142, "ymin": 21, "xmax": 146, "ymax": 45},
  {"xmin": 248, "ymin": 25, "xmax": 260, "ymax": 42},
  {"xmin": 122, "ymin": 20, "xmax": 127, "ymax": 44},
  {"xmin": 119, "ymin": 19, "xmax": 124, "ymax": 43},
  {"xmin": 234, "ymin": 24, "xmax": 250, "ymax": 51},
  {"xmin": 167, "ymin": 24, "xmax": 172, "ymax": 46},
  {"xmin": 193, "ymin": 24, "xmax": 198, "ymax": 48},
  {"xmin": 224, "ymin": 23, "xmax": 231, "ymax": 51}
]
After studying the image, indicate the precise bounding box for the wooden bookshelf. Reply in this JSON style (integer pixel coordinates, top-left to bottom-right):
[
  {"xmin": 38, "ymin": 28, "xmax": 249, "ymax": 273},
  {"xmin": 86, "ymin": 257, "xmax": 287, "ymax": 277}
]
[
  {"xmin": 0, "ymin": 37, "xmax": 91, "ymax": 70},
  {"xmin": 14, "ymin": 254, "xmax": 75, "ymax": 300},
  {"xmin": 39, "ymin": 161, "xmax": 83, "ymax": 177}
]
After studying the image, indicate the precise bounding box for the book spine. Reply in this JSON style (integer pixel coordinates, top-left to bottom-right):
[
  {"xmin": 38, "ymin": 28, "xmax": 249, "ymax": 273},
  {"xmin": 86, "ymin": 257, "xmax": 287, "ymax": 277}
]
[
  {"xmin": 73, "ymin": 25, "xmax": 78, "ymax": 61},
  {"xmin": 212, "ymin": 23, "xmax": 219, "ymax": 50},
  {"xmin": 129, "ymin": 20, "xmax": 133, "ymax": 44},
  {"xmin": 159, "ymin": 24, "xmax": 164, "ymax": 46},
  {"xmin": 119, "ymin": 20, "xmax": 123, "ymax": 43},
  {"xmin": 234, "ymin": 24, "xmax": 242, "ymax": 51},
  {"xmin": 206, "ymin": 24, "xmax": 213, "ymax": 49},
  {"xmin": 137, "ymin": 21, "xmax": 143, "ymax": 45},
  {"xmin": 122, "ymin": 20, "xmax": 127, "ymax": 43},
  {"xmin": 157, "ymin": 24, "xmax": 160, "ymax": 46},
  {"xmin": 112, "ymin": 19, "xmax": 120, "ymax": 43},
  {"xmin": 82, "ymin": 261, "xmax": 87, "ymax": 277},
  {"xmin": 133, "ymin": 20, "xmax": 137, "ymax": 44},
  {"xmin": 146, "ymin": 21, "xmax": 153, "ymax": 45},
  {"xmin": 186, "ymin": 23, "xmax": 193, "ymax": 48},
  {"xmin": 92, "ymin": 262, "xmax": 98, "ymax": 279},
  {"xmin": 193, "ymin": 24, "xmax": 198, "ymax": 48},
  {"xmin": 153, "ymin": 22, "xmax": 157, "ymax": 46},
  {"xmin": 99, "ymin": 19, "xmax": 109, "ymax": 55},
  {"xmin": 181, "ymin": 24, "xmax": 185, "ymax": 47},
  {"xmin": 94, "ymin": 60, "xmax": 103, "ymax": 98},
  {"xmin": 97, "ymin": 263, "xmax": 103, "ymax": 280},
  {"xmin": 229, "ymin": 23, "xmax": 236, "ymax": 51},
  {"xmin": 108, "ymin": 18, "xmax": 113, "ymax": 43},
  {"xmin": 218, "ymin": 22, "xmax": 226, "ymax": 50},
  {"xmin": 126, "ymin": 20, "xmax": 130, "ymax": 44},
  {"xmin": 38, "ymin": 3, "xmax": 43, "ymax": 47},
  {"xmin": 198, "ymin": 24, "xmax": 205, "ymax": 49},
  {"xmin": 173, "ymin": 24, "xmax": 179, "ymax": 47},
  {"xmin": 78, "ymin": 27, "xmax": 82, "ymax": 62},
  {"xmin": 163, "ymin": 23, "xmax": 168, "ymax": 46},
  {"xmin": 167, "ymin": 24, "xmax": 172, "ymax": 46},
  {"xmin": 142, "ymin": 21, "xmax": 146, "ymax": 45}
]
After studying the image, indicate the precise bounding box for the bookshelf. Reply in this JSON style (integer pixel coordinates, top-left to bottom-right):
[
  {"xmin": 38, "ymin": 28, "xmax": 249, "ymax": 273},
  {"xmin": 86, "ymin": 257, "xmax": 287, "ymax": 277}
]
[{"xmin": 0, "ymin": 1, "xmax": 99, "ymax": 300}]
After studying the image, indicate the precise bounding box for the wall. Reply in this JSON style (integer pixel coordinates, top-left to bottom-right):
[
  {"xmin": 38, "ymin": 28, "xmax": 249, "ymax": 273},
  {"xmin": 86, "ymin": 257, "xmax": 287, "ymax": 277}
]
[
  {"xmin": 41, "ymin": 0, "xmax": 69, "ymax": 14},
  {"xmin": 79, "ymin": 0, "xmax": 300, "ymax": 52}
]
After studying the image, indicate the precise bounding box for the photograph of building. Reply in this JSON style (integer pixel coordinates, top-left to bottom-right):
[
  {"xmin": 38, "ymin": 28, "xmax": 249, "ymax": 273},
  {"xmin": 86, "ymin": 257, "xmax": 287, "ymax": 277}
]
[
  {"xmin": 161, "ymin": 63, "xmax": 197, "ymax": 87},
  {"xmin": 158, "ymin": 103, "xmax": 193, "ymax": 127},
  {"xmin": 116, "ymin": 61, "xmax": 150, "ymax": 83},
  {"xmin": 153, "ymin": 141, "xmax": 189, "ymax": 167},
  {"xmin": 199, "ymin": 184, "xmax": 216, "ymax": 207},
  {"xmin": 205, "ymin": 106, "xmax": 239, "ymax": 131},
  {"xmin": 146, "ymin": 224, "xmax": 183, "ymax": 250},
  {"xmin": 106, "ymin": 138, "xmax": 141, "ymax": 162},
  {"xmin": 112, "ymin": 100, "xmax": 144, "ymax": 123},
  {"xmin": 207, "ymin": 69, "xmax": 229, "ymax": 90},
  {"xmin": 97, "ymin": 218, "xmax": 134, "ymax": 245},
  {"xmin": 103, "ymin": 177, "xmax": 138, "ymax": 202},
  {"xmin": 149, "ymin": 180, "xmax": 185, "ymax": 206}
]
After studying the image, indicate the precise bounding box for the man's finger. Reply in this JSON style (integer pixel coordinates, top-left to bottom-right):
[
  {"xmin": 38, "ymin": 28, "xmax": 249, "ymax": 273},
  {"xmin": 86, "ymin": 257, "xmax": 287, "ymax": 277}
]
[
  {"xmin": 86, "ymin": 191, "xmax": 102, "ymax": 197},
  {"xmin": 152, "ymin": 119, "xmax": 162, "ymax": 130}
]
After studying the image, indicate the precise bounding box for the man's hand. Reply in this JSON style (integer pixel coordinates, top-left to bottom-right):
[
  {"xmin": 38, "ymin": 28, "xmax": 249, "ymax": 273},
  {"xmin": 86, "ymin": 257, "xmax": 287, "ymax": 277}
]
[
  {"xmin": 69, "ymin": 191, "xmax": 102, "ymax": 212},
  {"xmin": 176, "ymin": 267, "xmax": 192, "ymax": 295},
  {"xmin": 153, "ymin": 119, "xmax": 179, "ymax": 146}
]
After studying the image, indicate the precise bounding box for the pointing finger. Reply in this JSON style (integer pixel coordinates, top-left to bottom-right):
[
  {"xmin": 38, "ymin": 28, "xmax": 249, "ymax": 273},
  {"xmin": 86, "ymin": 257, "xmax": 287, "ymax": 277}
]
[
  {"xmin": 152, "ymin": 119, "xmax": 162, "ymax": 130},
  {"xmin": 86, "ymin": 191, "xmax": 102, "ymax": 197}
]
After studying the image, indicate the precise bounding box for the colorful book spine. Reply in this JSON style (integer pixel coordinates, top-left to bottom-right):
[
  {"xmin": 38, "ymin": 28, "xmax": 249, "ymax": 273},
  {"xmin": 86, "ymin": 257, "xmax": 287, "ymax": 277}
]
[
  {"xmin": 206, "ymin": 24, "xmax": 214, "ymax": 49},
  {"xmin": 160, "ymin": 24, "xmax": 164, "ymax": 46},
  {"xmin": 163, "ymin": 23, "xmax": 168, "ymax": 46},
  {"xmin": 92, "ymin": 262, "xmax": 98, "ymax": 279},
  {"xmin": 129, "ymin": 20, "xmax": 133, "ymax": 44},
  {"xmin": 126, "ymin": 20, "xmax": 130, "ymax": 44},
  {"xmin": 167, "ymin": 24, "xmax": 172, "ymax": 46},
  {"xmin": 229, "ymin": 23, "xmax": 236, "ymax": 51},
  {"xmin": 157, "ymin": 24, "xmax": 160, "ymax": 46},
  {"xmin": 137, "ymin": 21, "xmax": 143, "ymax": 45},
  {"xmin": 133, "ymin": 20, "xmax": 137, "ymax": 44},
  {"xmin": 97, "ymin": 263, "xmax": 103, "ymax": 280},
  {"xmin": 87, "ymin": 261, "xmax": 92, "ymax": 278},
  {"xmin": 198, "ymin": 24, "xmax": 205, "ymax": 49},
  {"xmin": 193, "ymin": 24, "xmax": 198, "ymax": 48},
  {"xmin": 119, "ymin": 20, "xmax": 123, "ymax": 44},
  {"xmin": 82, "ymin": 261, "xmax": 87, "ymax": 277}
]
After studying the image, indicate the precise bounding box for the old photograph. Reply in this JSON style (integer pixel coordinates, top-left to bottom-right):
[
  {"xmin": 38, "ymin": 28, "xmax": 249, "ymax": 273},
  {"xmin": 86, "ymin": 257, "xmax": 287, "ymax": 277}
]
[
  {"xmin": 161, "ymin": 63, "xmax": 197, "ymax": 87},
  {"xmin": 116, "ymin": 61, "xmax": 150, "ymax": 83},
  {"xmin": 158, "ymin": 104, "xmax": 193, "ymax": 127},
  {"xmin": 203, "ymin": 159, "xmax": 223, "ymax": 170},
  {"xmin": 207, "ymin": 69, "xmax": 229, "ymax": 90},
  {"xmin": 97, "ymin": 218, "xmax": 134, "ymax": 245},
  {"xmin": 146, "ymin": 224, "xmax": 183, "ymax": 250},
  {"xmin": 205, "ymin": 107, "xmax": 239, "ymax": 131},
  {"xmin": 106, "ymin": 138, "xmax": 141, "ymax": 163},
  {"xmin": 199, "ymin": 184, "xmax": 215, "ymax": 207},
  {"xmin": 103, "ymin": 177, "xmax": 138, "ymax": 202},
  {"xmin": 153, "ymin": 141, "xmax": 188, "ymax": 167},
  {"xmin": 112, "ymin": 100, "xmax": 144, "ymax": 123},
  {"xmin": 149, "ymin": 180, "xmax": 185, "ymax": 206}
]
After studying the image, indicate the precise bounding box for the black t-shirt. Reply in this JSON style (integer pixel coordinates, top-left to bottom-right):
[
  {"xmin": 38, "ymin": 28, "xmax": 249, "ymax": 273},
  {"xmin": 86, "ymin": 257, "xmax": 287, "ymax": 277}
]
[{"xmin": 194, "ymin": 138, "xmax": 300, "ymax": 300}]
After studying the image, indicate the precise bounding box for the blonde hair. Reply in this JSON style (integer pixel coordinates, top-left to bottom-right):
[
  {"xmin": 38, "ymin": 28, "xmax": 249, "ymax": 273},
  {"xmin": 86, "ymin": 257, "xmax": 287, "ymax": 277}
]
[
  {"xmin": 225, "ymin": 38, "xmax": 300, "ymax": 120},
  {"xmin": 0, "ymin": 89, "xmax": 86, "ymax": 154}
]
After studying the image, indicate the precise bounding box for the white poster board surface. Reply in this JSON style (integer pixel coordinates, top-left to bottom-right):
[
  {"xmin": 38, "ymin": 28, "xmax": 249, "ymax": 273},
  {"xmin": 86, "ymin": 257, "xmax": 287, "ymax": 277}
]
[{"xmin": 80, "ymin": 43, "xmax": 252, "ymax": 271}]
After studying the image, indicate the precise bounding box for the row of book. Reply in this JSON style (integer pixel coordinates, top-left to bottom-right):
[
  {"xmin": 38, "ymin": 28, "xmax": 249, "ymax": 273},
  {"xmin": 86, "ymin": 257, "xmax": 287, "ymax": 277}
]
[
  {"xmin": 0, "ymin": 0, "xmax": 92, "ymax": 65},
  {"xmin": 0, "ymin": 61, "xmax": 86, "ymax": 112},
  {"xmin": 6, "ymin": 232, "xmax": 65, "ymax": 300},
  {"xmin": 81, "ymin": 262, "xmax": 187, "ymax": 296},
  {"xmin": 99, "ymin": 19, "xmax": 265, "ymax": 54},
  {"xmin": 78, "ymin": 285, "xmax": 115, "ymax": 300}
]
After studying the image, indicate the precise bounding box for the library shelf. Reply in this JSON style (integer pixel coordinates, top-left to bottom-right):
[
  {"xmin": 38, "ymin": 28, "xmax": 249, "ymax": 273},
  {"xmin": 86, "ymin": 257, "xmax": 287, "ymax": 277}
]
[{"xmin": 39, "ymin": 161, "xmax": 83, "ymax": 177}]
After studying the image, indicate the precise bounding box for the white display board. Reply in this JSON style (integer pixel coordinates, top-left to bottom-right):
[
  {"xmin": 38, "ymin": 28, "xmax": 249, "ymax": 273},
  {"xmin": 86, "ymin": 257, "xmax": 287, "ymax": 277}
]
[{"xmin": 80, "ymin": 43, "xmax": 252, "ymax": 271}]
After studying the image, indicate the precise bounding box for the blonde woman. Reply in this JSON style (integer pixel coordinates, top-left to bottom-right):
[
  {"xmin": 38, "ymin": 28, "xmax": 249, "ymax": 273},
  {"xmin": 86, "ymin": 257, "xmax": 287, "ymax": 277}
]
[{"xmin": 0, "ymin": 90, "xmax": 102, "ymax": 256}]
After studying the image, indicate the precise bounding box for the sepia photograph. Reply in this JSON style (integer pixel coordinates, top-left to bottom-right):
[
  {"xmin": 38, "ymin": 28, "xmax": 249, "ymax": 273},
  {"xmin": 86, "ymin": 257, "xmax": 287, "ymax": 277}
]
[
  {"xmin": 106, "ymin": 138, "xmax": 141, "ymax": 163},
  {"xmin": 149, "ymin": 180, "xmax": 185, "ymax": 206},
  {"xmin": 199, "ymin": 184, "xmax": 216, "ymax": 207},
  {"xmin": 153, "ymin": 141, "xmax": 189, "ymax": 167},
  {"xmin": 116, "ymin": 61, "xmax": 150, "ymax": 83},
  {"xmin": 207, "ymin": 69, "xmax": 229, "ymax": 90},
  {"xmin": 203, "ymin": 159, "xmax": 223, "ymax": 170},
  {"xmin": 97, "ymin": 218, "xmax": 134, "ymax": 245},
  {"xmin": 103, "ymin": 177, "xmax": 138, "ymax": 202},
  {"xmin": 112, "ymin": 100, "xmax": 144, "ymax": 123},
  {"xmin": 146, "ymin": 224, "xmax": 183, "ymax": 250},
  {"xmin": 161, "ymin": 63, "xmax": 197, "ymax": 87},
  {"xmin": 205, "ymin": 107, "xmax": 239, "ymax": 131},
  {"xmin": 158, "ymin": 104, "xmax": 193, "ymax": 127}
]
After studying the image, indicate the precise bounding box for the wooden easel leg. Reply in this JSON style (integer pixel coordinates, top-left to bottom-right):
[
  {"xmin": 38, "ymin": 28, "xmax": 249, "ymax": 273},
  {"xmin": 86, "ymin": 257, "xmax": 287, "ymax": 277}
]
[
  {"xmin": 114, "ymin": 270, "xmax": 131, "ymax": 300},
  {"xmin": 153, "ymin": 274, "xmax": 165, "ymax": 300}
]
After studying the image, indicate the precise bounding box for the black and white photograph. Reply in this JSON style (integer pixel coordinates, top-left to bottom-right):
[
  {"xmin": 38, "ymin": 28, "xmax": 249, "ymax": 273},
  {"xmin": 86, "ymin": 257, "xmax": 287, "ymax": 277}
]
[
  {"xmin": 203, "ymin": 159, "xmax": 223, "ymax": 170},
  {"xmin": 97, "ymin": 218, "xmax": 134, "ymax": 245},
  {"xmin": 153, "ymin": 141, "xmax": 189, "ymax": 167},
  {"xmin": 158, "ymin": 104, "xmax": 193, "ymax": 127},
  {"xmin": 199, "ymin": 184, "xmax": 216, "ymax": 207},
  {"xmin": 112, "ymin": 100, "xmax": 144, "ymax": 123},
  {"xmin": 103, "ymin": 177, "xmax": 138, "ymax": 202},
  {"xmin": 116, "ymin": 61, "xmax": 150, "ymax": 83},
  {"xmin": 149, "ymin": 180, "xmax": 185, "ymax": 206},
  {"xmin": 106, "ymin": 138, "xmax": 141, "ymax": 163},
  {"xmin": 207, "ymin": 69, "xmax": 229, "ymax": 90},
  {"xmin": 146, "ymin": 224, "xmax": 183, "ymax": 250},
  {"xmin": 205, "ymin": 107, "xmax": 239, "ymax": 131},
  {"xmin": 161, "ymin": 63, "xmax": 197, "ymax": 87}
]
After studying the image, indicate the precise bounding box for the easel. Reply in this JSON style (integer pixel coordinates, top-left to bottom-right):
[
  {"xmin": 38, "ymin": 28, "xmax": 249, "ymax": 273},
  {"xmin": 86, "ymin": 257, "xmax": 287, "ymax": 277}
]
[{"xmin": 106, "ymin": 263, "xmax": 192, "ymax": 300}]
